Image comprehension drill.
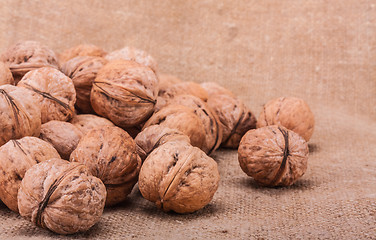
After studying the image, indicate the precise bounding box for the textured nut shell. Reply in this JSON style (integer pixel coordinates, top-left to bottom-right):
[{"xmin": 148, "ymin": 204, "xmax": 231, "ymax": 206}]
[
  {"xmin": 143, "ymin": 104, "xmax": 206, "ymax": 150},
  {"xmin": 139, "ymin": 141, "xmax": 220, "ymax": 214},
  {"xmin": 70, "ymin": 126, "xmax": 141, "ymax": 206},
  {"xmin": 17, "ymin": 67, "xmax": 76, "ymax": 123},
  {"xmin": 18, "ymin": 159, "xmax": 106, "ymax": 235},
  {"xmin": 0, "ymin": 41, "xmax": 59, "ymax": 84},
  {"xmin": 238, "ymin": 125, "xmax": 309, "ymax": 187},
  {"xmin": 39, "ymin": 121, "xmax": 83, "ymax": 160},
  {"xmin": 0, "ymin": 137, "xmax": 60, "ymax": 212},
  {"xmin": 0, "ymin": 85, "xmax": 41, "ymax": 146},
  {"xmin": 0, "ymin": 62, "xmax": 14, "ymax": 85},
  {"xmin": 70, "ymin": 114, "xmax": 114, "ymax": 135},
  {"xmin": 90, "ymin": 60, "xmax": 158, "ymax": 128},
  {"xmin": 158, "ymin": 74, "xmax": 182, "ymax": 96},
  {"xmin": 257, "ymin": 97, "xmax": 315, "ymax": 141},
  {"xmin": 135, "ymin": 125, "xmax": 191, "ymax": 161},
  {"xmin": 61, "ymin": 56, "xmax": 107, "ymax": 113},
  {"xmin": 59, "ymin": 44, "xmax": 107, "ymax": 64}
]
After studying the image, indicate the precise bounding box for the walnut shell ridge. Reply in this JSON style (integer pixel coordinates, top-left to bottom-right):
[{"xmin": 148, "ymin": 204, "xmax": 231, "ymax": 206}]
[
  {"xmin": 0, "ymin": 62, "xmax": 14, "ymax": 85},
  {"xmin": 59, "ymin": 44, "xmax": 107, "ymax": 65},
  {"xmin": 158, "ymin": 74, "xmax": 182, "ymax": 96},
  {"xmin": 70, "ymin": 114, "xmax": 115, "ymax": 135}
]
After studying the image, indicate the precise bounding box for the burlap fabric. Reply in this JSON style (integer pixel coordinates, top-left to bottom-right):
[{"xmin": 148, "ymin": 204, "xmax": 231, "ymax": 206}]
[{"xmin": 0, "ymin": 0, "xmax": 375, "ymax": 239}]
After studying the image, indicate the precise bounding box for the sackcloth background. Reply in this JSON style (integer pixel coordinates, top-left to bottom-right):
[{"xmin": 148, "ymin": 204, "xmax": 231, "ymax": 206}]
[{"xmin": 0, "ymin": 0, "xmax": 375, "ymax": 239}]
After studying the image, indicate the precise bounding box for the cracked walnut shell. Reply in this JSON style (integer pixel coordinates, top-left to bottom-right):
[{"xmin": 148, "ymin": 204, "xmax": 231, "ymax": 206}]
[
  {"xmin": 70, "ymin": 114, "xmax": 114, "ymax": 135},
  {"xmin": 58, "ymin": 44, "xmax": 107, "ymax": 64},
  {"xmin": 0, "ymin": 61, "xmax": 14, "ymax": 85}
]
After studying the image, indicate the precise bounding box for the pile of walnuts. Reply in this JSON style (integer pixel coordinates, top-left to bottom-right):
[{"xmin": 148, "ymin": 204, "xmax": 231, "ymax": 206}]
[{"xmin": 0, "ymin": 41, "xmax": 314, "ymax": 235}]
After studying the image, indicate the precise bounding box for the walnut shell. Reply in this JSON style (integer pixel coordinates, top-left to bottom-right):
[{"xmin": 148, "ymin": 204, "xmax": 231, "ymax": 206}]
[
  {"xmin": 139, "ymin": 141, "xmax": 220, "ymax": 214},
  {"xmin": 0, "ymin": 61, "xmax": 14, "ymax": 85},
  {"xmin": 70, "ymin": 126, "xmax": 141, "ymax": 206},
  {"xmin": 158, "ymin": 74, "xmax": 182, "ymax": 96},
  {"xmin": 135, "ymin": 125, "xmax": 190, "ymax": 162},
  {"xmin": 39, "ymin": 121, "xmax": 83, "ymax": 160},
  {"xmin": 0, "ymin": 137, "xmax": 60, "ymax": 212},
  {"xmin": 18, "ymin": 159, "xmax": 106, "ymax": 234},
  {"xmin": 58, "ymin": 44, "xmax": 107, "ymax": 64},
  {"xmin": 70, "ymin": 114, "xmax": 114, "ymax": 135},
  {"xmin": 257, "ymin": 97, "xmax": 315, "ymax": 141},
  {"xmin": 0, "ymin": 41, "xmax": 59, "ymax": 84},
  {"xmin": 17, "ymin": 67, "xmax": 76, "ymax": 123},
  {"xmin": 0, "ymin": 84, "xmax": 41, "ymax": 146},
  {"xmin": 238, "ymin": 125, "xmax": 309, "ymax": 187},
  {"xmin": 90, "ymin": 60, "xmax": 158, "ymax": 128}
]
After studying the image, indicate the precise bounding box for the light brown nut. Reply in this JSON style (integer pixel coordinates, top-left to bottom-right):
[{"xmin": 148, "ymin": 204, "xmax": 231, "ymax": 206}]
[
  {"xmin": 58, "ymin": 44, "xmax": 107, "ymax": 64},
  {"xmin": 238, "ymin": 125, "xmax": 309, "ymax": 187},
  {"xmin": 18, "ymin": 159, "xmax": 106, "ymax": 235},
  {"xmin": 158, "ymin": 74, "xmax": 182, "ymax": 96},
  {"xmin": 200, "ymin": 82, "xmax": 234, "ymax": 97},
  {"xmin": 257, "ymin": 97, "xmax": 315, "ymax": 141},
  {"xmin": 61, "ymin": 56, "xmax": 107, "ymax": 113},
  {"xmin": 0, "ymin": 41, "xmax": 59, "ymax": 84},
  {"xmin": 139, "ymin": 141, "xmax": 220, "ymax": 214},
  {"xmin": 70, "ymin": 114, "xmax": 114, "ymax": 135},
  {"xmin": 0, "ymin": 61, "xmax": 14, "ymax": 85},
  {"xmin": 17, "ymin": 67, "xmax": 76, "ymax": 123},
  {"xmin": 39, "ymin": 121, "xmax": 83, "ymax": 160},
  {"xmin": 70, "ymin": 126, "xmax": 141, "ymax": 206},
  {"xmin": 0, "ymin": 84, "xmax": 41, "ymax": 146},
  {"xmin": 135, "ymin": 125, "xmax": 190, "ymax": 162},
  {"xmin": 143, "ymin": 104, "xmax": 206, "ymax": 150},
  {"xmin": 0, "ymin": 137, "xmax": 60, "ymax": 212},
  {"xmin": 90, "ymin": 60, "xmax": 158, "ymax": 128}
]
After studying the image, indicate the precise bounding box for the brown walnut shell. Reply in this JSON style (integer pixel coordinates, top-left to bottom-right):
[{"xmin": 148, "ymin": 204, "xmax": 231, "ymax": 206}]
[
  {"xmin": 70, "ymin": 114, "xmax": 114, "ymax": 135},
  {"xmin": 70, "ymin": 126, "xmax": 141, "ymax": 206},
  {"xmin": 0, "ymin": 137, "xmax": 60, "ymax": 212},
  {"xmin": 18, "ymin": 159, "xmax": 106, "ymax": 235},
  {"xmin": 17, "ymin": 67, "xmax": 76, "ymax": 123},
  {"xmin": 238, "ymin": 125, "xmax": 309, "ymax": 187},
  {"xmin": 0, "ymin": 84, "xmax": 41, "ymax": 146},
  {"xmin": 257, "ymin": 97, "xmax": 315, "ymax": 141},
  {"xmin": 158, "ymin": 74, "xmax": 182, "ymax": 96},
  {"xmin": 139, "ymin": 141, "xmax": 220, "ymax": 214},
  {"xmin": 59, "ymin": 44, "xmax": 107, "ymax": 64},
  {"xmin": 91, "ymin": 60, "xmax": 158, "ymax": 128},
  {"xmin": 0, "ymin": 61, "xmax": 14, "ymax": 85}
]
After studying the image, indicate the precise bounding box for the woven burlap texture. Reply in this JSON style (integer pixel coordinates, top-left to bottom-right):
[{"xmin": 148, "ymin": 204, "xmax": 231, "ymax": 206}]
[{"xmin": 0, "ymin": 0, "xmax": 375, "ymax": 239}]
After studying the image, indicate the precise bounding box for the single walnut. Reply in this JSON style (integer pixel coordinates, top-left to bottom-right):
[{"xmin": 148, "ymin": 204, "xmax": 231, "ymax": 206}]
[
  {"xmin": 70, "ymin": 114, "xmax": 114, "ymax": 135},
  {"xmin": 139, "ymin": 141, "xmax": 220, "ymax": 214},
  {"xmin": 0, "ymin": 137, "xmax": 60, "ymax": 212},
  {"xmin": 257, "ymin": 97, "xmax": 315, "ymax": 141},
  {"xmin": 39, "ymin": 121, "xmax": 83, "ymax": 160},
  {"xmin": 61, "ymin": 56, "xmax": 107, "ymax": 113},
  {"xmin": 17, "ymin": 67, "xmax": 76, "ymax": 123},
  {"xmin": 91, "ymin": 60, "xmax": 158, "ymax": 128},
  {"xmin": 0, "ymin": 84, "xmax": 41, "ymax": 146},
  {"xmin": 158, "ymin": 74, "xmax": 182, "ymax": 96},
  {"xmin": 59, "ymin": 44, "xmax": 107, "ymax": 64},
  {"xmin": 70, "ymin": 126, "xmax": 141, "ymax": 206},
  {"xmin": 238, "ymin": 125, "xmax": 309, "ymax": 187},
  {"xmin": 18, "ymin": 159, "xmax": 106, "ymax": 234},
  {"xmin": 135, "ymin": 125, "xmax": 190, "ymax": 161},
  {"xmin": 143, "ymin": 104, "xmax": 206, "ymax": 150},
  {"xmin": 0, "ymin": 41, "xmax": 59, "ymax": 84},
  {"xmin": 0, "ymin": 61, "xmax": 14, "ymax": 85}
]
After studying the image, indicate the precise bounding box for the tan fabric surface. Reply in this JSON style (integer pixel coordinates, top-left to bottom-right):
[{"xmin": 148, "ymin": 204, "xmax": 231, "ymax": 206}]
[{"xmin": 0, "ymin": 0, "xmax": 375, "ymax": 239}]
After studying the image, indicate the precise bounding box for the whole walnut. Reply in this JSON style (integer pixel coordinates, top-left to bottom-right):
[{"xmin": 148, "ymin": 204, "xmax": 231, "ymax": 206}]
[
  {"xmin": 70, "ymin": 114, "xmax": 114, "ymax": 135},
  {"xmin": 238, "ymin": 125, "xmax": 309, "ymax": 187},
  {"xmin": 0, "ymin": 61, "xmax": 14, "ymax": 85},
  {"xmin": 18, "ymin": 159, "xmax": 106, "ymax": 235},
  {"xmin": 0, "ymin": 84, "xmax": 41, "ymax": 146},
  {"xmin": 0, "ymin": 137, "xmax": 60, "ymax": 212},
  {"xmin": 0, "ymin": 41, "xmax": 59, "ymax": 84},
  {"xmin": 139, "ymin": 141, "xmax": 220, "ymax": 214},
  {"xmin": 91, "ymin": 60, "xmax": 158, "ymax": 128},
  {"xmin": 39, "ymin": 121, "xmax": 83, "ymax": 160},
  {"xmin": 61, "ymin": 56, "xmax": 107, "ymax": 113},
  {"xmin": 70, "ymin": 126, "xmax": 141, "ymax": 206},
  {"xmin": 59, "ymin": 44, "xmax": 107, "ymax": 64},
  {"xmin": 135, "ymin": 125, "xmax": 190, "ymax": 161},
  {"xmin": 257, "ymin": 97, "xmax": 315, "ymax": 141},
  {"xmin": 17, "ymin": 67, "xmax": 76, "ymax": 123},
  {"xmin": 158, "ymin": 74, "xmax": 182, "ymax": 96}
]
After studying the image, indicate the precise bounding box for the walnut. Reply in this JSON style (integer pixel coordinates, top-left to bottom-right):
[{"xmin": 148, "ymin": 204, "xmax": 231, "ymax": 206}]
[
  {"xmin": 90, "ymin": 60, "xmax": 158, "ymax": 128},
  {"xmin": 201, "ymin": 82, "xmax": 257, "ymax": 148},
  {"xmin": 0, "ymin": 41, "xmax": 59, "ymax": 84},
  {"xmin": 61, "ymin": 56, "xmax": 107, "ymax": 113},
  {"xmin": 18, "ymin": 158, "xmax": 106, "ymax": 234},
  {"xmin": 70, "ymin": 126, "xmax": 141, "ymax": 206},
  {"xmin": 39, "ymin": 121, "xmax": 83, "ymax": 160},
  {"xmin": 17, "ymin": 67, "xmax": 76, "ymax": 123},
  {"xmin": 135, "ymin": 125, "xmax": 190, "ymax": 162},
  {"xmin": 70, "ymin": 114, "xmax": 114, "ymax": 135},
  {"xmin": 58, "ymin": 44, "xmax": 107, "ymax": 64},
  {"xmin": 0, "ymin": 61, "xmax": 14, "ymax": 85},
  {"xmin": 139, "ymin": 141, "xmax": 220, "ymax": 214},
  {"xmin": 238, "ymin": 125, "xmax": 309, "ymax": 187},
  {"xmin": 0, "ymin": 137, "xmax": 60, "ymax": 212},
  {"xmin": 0, "ymin": 84, "xmax": 41, "ymax": 146},
  {"xmin": 158, "ymin": 74, "xmax": 182, "ymax": 96},
  {"xmin": 257, "ymin": 97, "xmax": 315, "ymax": 141}
]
